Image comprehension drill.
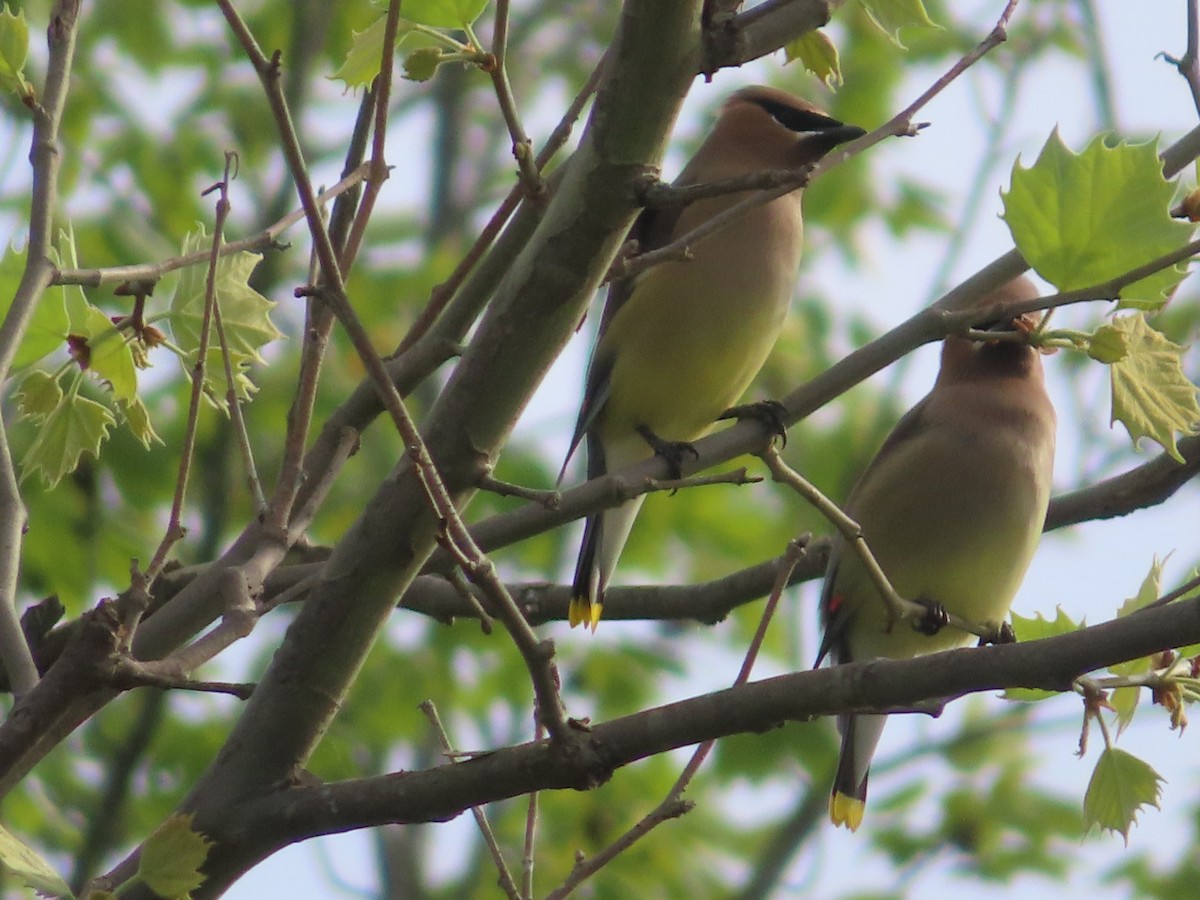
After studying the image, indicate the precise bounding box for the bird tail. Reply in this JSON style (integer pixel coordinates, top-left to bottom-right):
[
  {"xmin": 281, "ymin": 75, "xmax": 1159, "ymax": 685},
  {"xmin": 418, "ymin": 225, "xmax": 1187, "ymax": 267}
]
[
  {"xmin": 570, "ymin": 514, "xmax": 603, "ymax": 631},
  {"xmin": 829, "ymin": 712, "xmax": 886, "ymax": 831},
  {"xmin": 569, "ymin": 497, "xmax": 645, "ymax": 631}
]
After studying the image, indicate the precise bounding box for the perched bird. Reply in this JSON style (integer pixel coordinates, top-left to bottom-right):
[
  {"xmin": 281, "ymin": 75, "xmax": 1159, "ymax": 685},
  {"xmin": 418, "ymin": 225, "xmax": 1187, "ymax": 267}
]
[
  {"xmin": 817, "ymin": 276, "xmax": 1057, "ymax": 831},
  {"xmin": 561, "ymin": 86, "xmax": 865, "ymax": 630}
]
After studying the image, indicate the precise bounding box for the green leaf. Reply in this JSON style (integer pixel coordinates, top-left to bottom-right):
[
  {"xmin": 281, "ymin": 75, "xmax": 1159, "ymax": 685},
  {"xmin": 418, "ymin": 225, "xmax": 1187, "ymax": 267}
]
[
  {"xmin": 1109, "ymin": 686, "xmax": 1140, "ymax": 735},
  {"xmin": 55, "ymin": 226, "xmax": 91, "ymax": 331},
  {"xmin": 0, "ymin": 4, "xmax": 33, "ymax": 101},
  {"xmin": 1116, "ymin": 554, "xmax": 1168, "ymax": 619},
  {"xmin": 331, "ymin": 14, "xmax": 388, "ymax": 89},
  {"xmin": 1010, "ymin": 606, "xmax": 1084, "ymax": 641},
  {"xmin": 189, "ymin": 348, "xmax": 259, "ymax": 412},
  {"xmin": 1108, "ymin": 557, "xmax": 1169, "ymax": 687},
  {"xmin": 1005, "ymin": 607, "xmax": 1084, "ymax": 701},
  {"xmin": 858, "ymin": 0, "xmax": 939, "ymax": 47},
  {"xmin": 784, "ymin": 29, "xmax": 842, "ymax": 89},
  {"xmin": 1002, "ymin": 131, "xmax": 1195, "ymax": 307},
  {"xmin": 0, "ymin": 243, "xmax": 70, "ymax": 368},
  {"xmin": 55, "ymin": 224, "xmax": 139, "ymax": 400},
  {"xmin": 1082, "ymin": 747, "xmax": 1162, "ymax": 843},
  {"xmin": 19, "ymin": 387, "xmax": 115, "ymax": 488},
  {"xmin": 14, "ymin": 371, "xmax": 63, "ymax": 422},
  {"xmin": 138, "ymin": 814, "xmax": 212, "ymax": 900},
  {"xmin": 403, "ymin": 0, "xmax": 488, "ymax": 30},
  {"xmin": 72, "ymin": 303, "xmax": 138, "ymax": 402},
  {"xmin": 0, "ymin": 823, "xmax": 72, "ymax": 898},
  {"xmin": 117, "ymin": 396, "xmax": 162, "ymax": 449},
  {"xmin": 167, "ymin": 226, "xmax": 283, "ymax": 363},
  {"xmin": 1105, "ymin": 313, "xmax": 1200, "ymax": 462}
]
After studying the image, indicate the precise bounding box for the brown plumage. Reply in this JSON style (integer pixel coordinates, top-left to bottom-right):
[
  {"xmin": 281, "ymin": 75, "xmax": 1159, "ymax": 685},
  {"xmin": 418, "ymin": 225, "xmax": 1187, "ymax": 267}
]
[
  {"xmin": 818, "ymin": 276, "xmax": 1057, "ymax": 830},
  {"xmin": 561, "ymin": 87, "xmax": 865, "ymax": 630}
]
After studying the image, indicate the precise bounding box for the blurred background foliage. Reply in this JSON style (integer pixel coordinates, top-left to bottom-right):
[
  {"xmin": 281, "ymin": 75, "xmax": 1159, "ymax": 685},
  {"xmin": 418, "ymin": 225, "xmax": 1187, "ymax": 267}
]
[{"xmin": 0, "ymin": 0, "xmax": 1198, "ymax": 898}]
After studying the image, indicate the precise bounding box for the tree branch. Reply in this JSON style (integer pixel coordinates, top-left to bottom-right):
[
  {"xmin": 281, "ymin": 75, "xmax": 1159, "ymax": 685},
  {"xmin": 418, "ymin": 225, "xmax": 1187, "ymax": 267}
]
[{"xmin": 197, "ymin": 593, "xmax": 1200, "ymax": 883}]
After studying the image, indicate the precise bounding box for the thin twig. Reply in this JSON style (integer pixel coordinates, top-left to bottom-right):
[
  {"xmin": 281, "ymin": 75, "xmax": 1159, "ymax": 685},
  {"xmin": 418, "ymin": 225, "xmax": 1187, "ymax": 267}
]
[
  {"xmin": 1159, "ymin": 0, "xmax": 1200, "ymax": 119},
  {"xmin": 0, "ymin": 0, "xmax": 84, "ymax": 697},
  {"xmin": 271, "ymin": 90, "xmax": 377, "ymax": 535},
  {"xmin": 112, "ymin": 664, "xmax": 254, "ymax": 699},
  {"xmin": 478, "ymin": 473, "xmax": 561, "ymax": 509},
  {"xmin": 1144, "ymin": 571, "xmax": 1200, "ymax": 611},
  {"xmin": 521, "ymin": 716, "xmax": 542, "ymax": 899},
  {"xmin": 52, "ymin": 166, "xmax": 369, "ymax": 287},
  {"xmin": 142, "ymin": 160, "xmax": 229, "ymax": 586},
  {"xmin": 419, "ymin": 700, "xmax": 521, "ymax": 900},
  {"xmin": 487, "ymin": 0, "xmax": 544, "ymax": 200},
  {"xmin": 395, "ymin": 54, "xmax": 603, "ymax": 354},
  {"xmin": 217, "ymin": 0, "xmax": 570, "ymax": 742},
  {"xmin": 620, "ymin": 0, "xmax": 1019, "ymax": 283},
  {"xmin": 760, "ymin": 446, "xmax": 998, "ymax": 641},
  {"xmin": 206, "ymin": 153, "xmax": 267, "ymax": 512},
  {"xmin": 546, "ymin": 539, "xmax": 808, "ymax": 899},
  {"xmin": 338, "ymin": 0, "xmax": 401, "ymax": 275},
  {"xmin": 445, "ymin": 567, "xmax": 495, "ymax": 633}
]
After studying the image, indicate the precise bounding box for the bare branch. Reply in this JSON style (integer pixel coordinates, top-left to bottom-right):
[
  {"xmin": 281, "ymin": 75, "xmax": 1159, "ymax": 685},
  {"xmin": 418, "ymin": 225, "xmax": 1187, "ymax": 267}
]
[{"xmin": 0, "ymin": 0, "xmax": 84, "ymax": 696}]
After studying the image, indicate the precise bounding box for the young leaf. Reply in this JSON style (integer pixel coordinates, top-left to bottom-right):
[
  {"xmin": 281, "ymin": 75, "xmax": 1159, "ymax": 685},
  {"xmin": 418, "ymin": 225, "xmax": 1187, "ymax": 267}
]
[
  {"xmin": 0, "ymin": 243, "xmax": 69, "ymax": 368},
  {"xmin": 0, "ymin": 823, "xmax": 72, "ymax": 898},
  {"xmin": 71, "ymin": 303, "xmax": 138, "ymax": 402},
  {"xmin": 1108, "ymin": 556, "xmax": 1169, "ymax": 688},
  {"xmin": 167, "ymin": 226, "xmax": 283, "ymax": 363},
  {"xmin": 1010, "ymin": 606, "xmax": 1084, "ymax": 641},
  {"xmin": 785, "ymin": 30, "xmax": 842, "ymax": 89},
  {"xmin": 117, "ymin": 396, "xmax": 163, "ymax": 449},
  {"xmin": 1004, "ymin": 608, "xmax": 1085, "ymax": 701},
  {"xmin": 858, "ymin": 0, "xmax": 939, "ymax": 47},
  {"xmin": 138, "ymin": 814, "xmax": 212, "ymax": 900},
  {"xmin": 330, "ymin": 13, "xmax": 388, "ymax": 89},
  {"xmin": 1116, "ymin": 554, "xmax": 1168, "ymax": 619},
  {"xmin": 186, "ymin": 347, "xmax": 259, "ymax": 413},
  {"xmin": 1110, "ymin": 686, "xmax": 1140, "ymax": 735},
  {"xmin": 403, "ymin": 0, "xmax": 488, "ymax": 30},
  {"xmin": 1105, "ymin": 313, "xmax": 1200, "ymax": 462},
  {"xmin": 1002, "ymin": 131, "xmax": 1194, "ymax": 307},
  {"xmin": 19, "ymin": 390, "xmax": 115, "ymax": 487},
  {"xmin": 14, "ymin": 371, "xmax": 63, "ymax": 422},
  {"xmin": 0, "ymin": 3, "xmax": 33, "ymax": 101},
  {"xmin": 1083, "ymin": 747, "xmax": 1162, "ymax": 843}
]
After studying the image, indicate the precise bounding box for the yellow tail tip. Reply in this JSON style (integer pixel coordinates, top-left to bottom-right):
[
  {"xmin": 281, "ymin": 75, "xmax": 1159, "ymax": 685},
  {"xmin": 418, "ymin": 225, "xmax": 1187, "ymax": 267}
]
[
  {"xmin": 568, "ymin": 598, "xmax": 603, "ymax": 632},
  {"xmin": 829, "ymin": 792, "xmax": 865, "ymax": 831}
]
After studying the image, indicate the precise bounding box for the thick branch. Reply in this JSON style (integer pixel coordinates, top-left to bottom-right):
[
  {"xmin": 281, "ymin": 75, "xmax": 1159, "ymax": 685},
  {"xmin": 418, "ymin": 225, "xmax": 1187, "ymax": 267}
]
[{"xmin": 196, "ymin": 594, "xmax": 1200, "ymax": 886}]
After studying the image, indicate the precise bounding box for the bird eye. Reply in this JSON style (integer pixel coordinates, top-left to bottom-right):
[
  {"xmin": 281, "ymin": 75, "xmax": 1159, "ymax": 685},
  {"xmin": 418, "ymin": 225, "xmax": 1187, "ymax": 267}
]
[{"xmin": 756, "ymin": 99, "xmax": 844, "ymax": 134}]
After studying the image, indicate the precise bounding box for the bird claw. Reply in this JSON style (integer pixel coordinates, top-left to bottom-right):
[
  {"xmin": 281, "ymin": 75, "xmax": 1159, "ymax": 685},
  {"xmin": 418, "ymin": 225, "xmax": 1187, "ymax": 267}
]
[
  {"xmin": 636, "ymin": 425, "xmax": 699, "ymax": 480},
  {"xmin": 912, "ymin": 598, "xmax": 950, "ymax": 636},
  {"xmin": 978, "ymin": 621, "xmax": 1016, "ymax": 646},
  {"xmin": 720, "ymin": 400, "xmax": 788, "ymax": 447}
]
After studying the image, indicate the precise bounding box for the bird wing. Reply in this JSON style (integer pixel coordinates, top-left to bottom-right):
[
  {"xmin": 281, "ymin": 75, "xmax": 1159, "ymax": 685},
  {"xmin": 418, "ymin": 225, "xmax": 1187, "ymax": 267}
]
[
  {"xmin": 558, "ymin": 171, "xmax": 692, "ymax": 481},
  {"xmin": 814, "ymin": 394, "xmax": 934, "ymax": 667}
]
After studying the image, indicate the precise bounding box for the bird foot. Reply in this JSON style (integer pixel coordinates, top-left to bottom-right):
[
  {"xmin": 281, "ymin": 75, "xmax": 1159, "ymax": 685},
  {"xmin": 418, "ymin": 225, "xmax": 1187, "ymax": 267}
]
[
  {"xmin": 912, "ymin": 598, "xmax": 950, "ymax": 636},
  {"xmin": 977, "ymin": 621, "xmax": 1016, "ymax": 646},
  {"xmin": 636, "ymin": 425, "xmax": 699, "ymax": 480},
  {"xmin": 719, "ymin": 400, "xmax": 788, "ymax": 447}
]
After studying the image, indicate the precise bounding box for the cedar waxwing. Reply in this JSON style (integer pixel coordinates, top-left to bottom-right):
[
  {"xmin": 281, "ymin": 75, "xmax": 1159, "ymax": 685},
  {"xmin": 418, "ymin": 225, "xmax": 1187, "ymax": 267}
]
[
  {"xmin": 817, "ymin": 276, "xmax": 1057, "ymax": 831},
  {"xmin": 561, "ymin": 86, "xmax": 866, "ymax": 630}
]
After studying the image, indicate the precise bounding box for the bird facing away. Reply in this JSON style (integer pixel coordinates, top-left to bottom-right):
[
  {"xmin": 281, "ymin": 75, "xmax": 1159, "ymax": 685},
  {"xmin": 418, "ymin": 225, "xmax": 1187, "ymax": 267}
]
[
  {"xmin": 817, "ymin": 276, "xmax": 1057, "ymax": 831},
  {"xmin": 560, "ymin": 86, "xmax": 866, "ymax": 631}
]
